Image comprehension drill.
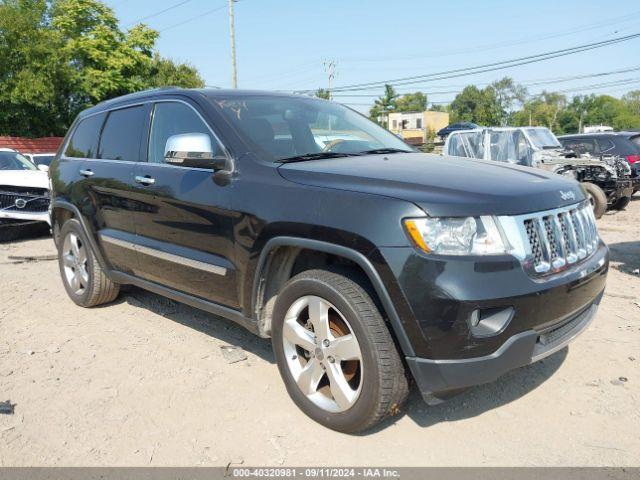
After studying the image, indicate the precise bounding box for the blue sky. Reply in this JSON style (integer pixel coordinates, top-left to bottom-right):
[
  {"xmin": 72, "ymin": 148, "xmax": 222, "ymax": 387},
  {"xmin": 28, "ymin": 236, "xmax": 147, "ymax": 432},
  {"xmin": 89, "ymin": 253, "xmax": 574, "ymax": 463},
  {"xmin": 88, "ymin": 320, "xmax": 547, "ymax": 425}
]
[{"xmin": 107, "ymin": 0, "xmax": 640, "ymax": 112}]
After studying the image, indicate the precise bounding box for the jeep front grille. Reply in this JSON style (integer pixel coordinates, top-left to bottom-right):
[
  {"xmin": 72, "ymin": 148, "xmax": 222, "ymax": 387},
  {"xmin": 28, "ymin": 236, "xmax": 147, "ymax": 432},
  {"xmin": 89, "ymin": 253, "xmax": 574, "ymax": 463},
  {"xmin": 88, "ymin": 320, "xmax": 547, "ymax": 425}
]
[{"xmin": 499, "ymin": 201, "xmax": 599, "ymax": 277}]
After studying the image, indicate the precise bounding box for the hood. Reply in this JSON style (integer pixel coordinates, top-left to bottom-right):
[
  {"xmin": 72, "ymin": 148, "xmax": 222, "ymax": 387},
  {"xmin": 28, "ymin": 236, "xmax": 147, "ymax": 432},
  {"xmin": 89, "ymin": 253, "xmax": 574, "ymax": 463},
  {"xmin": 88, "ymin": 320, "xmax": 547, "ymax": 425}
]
[
  {"xmin": 278, "ymin": 153, "xmax": 585, "ymax": 217},
  {"xmin": 0, "ymin": 170, "xmax": 49, "ymax": 190}
]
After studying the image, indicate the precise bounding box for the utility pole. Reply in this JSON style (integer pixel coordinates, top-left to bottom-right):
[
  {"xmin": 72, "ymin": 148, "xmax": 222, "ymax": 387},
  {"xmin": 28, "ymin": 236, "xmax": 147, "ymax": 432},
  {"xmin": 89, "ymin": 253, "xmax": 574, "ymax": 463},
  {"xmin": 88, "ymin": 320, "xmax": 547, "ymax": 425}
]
[
  {"xmin": 323, "ymin": 60, "xmax": 336, "ymax": 101},
  {"xmin": 228, "ymin": 0, "xmax": 238, "ymax": 88}
]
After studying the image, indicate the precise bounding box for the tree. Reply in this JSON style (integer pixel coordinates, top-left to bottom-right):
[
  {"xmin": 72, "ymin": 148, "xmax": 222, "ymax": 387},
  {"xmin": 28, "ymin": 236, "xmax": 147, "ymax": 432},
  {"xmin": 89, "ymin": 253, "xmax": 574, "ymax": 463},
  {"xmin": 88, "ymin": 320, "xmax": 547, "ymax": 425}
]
[
  {"xmin": 146, "ymin": 54, "xmax": 204, "ymax": 89},
  {"xmin": 395, "ymin": 92, "xmax": 427, "ymax": 112},
  {"xmin": 490, "ymin": 77, "xmax": 527, "ymax": 125},
  {"xmin": 369, "ymin": 84, "xmax": 399, "ymax": 124},
  {"xmin": 622, "ymin": 90, "xmax": 640, "ymax": 116},
  {"xmin": 449, "ymin": 85, "xmax": 501, "ymax": 125},
  {"xmin": 513, "ymin": 91, "xmax": 567, "ymax": 131},
  {"xmin": 314, "ymin": 88, "xmax": 331, "ymax": 100},
  {"xmin": 0, "ymin": 0, "xmax": 205, "ymax": 137},
  {"xmin": 428, "ymin": 104, "xmax": 446, "ymax": 112}
]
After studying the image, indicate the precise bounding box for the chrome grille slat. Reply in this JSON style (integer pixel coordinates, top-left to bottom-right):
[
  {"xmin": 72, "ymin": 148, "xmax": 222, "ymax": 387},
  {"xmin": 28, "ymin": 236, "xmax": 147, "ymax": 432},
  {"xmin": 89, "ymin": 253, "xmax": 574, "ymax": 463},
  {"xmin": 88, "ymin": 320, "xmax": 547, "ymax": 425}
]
[{"xmin": 510, "ymin": 201, "xmax": 599, "ymax": 278}]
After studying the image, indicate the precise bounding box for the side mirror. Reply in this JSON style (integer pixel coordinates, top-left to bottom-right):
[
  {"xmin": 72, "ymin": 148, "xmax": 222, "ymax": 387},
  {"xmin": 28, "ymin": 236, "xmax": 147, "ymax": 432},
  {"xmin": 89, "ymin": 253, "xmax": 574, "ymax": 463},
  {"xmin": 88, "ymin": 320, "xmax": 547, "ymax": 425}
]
[
  {"xmin": 164, "ymin": 133, "xmax": 227, "ymax": 171},
  {"xmin": 37, "ymin": 164, "xmax": 49, "ymax": 173}
]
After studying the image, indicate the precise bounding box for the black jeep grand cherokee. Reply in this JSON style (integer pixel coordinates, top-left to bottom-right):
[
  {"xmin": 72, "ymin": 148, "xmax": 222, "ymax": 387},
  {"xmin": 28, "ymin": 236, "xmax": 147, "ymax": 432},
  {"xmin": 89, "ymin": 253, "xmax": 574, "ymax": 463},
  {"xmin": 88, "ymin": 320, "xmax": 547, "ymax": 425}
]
[{"xmin": 49, "ymin": 89, "xmax": 608, "ymax": 433}]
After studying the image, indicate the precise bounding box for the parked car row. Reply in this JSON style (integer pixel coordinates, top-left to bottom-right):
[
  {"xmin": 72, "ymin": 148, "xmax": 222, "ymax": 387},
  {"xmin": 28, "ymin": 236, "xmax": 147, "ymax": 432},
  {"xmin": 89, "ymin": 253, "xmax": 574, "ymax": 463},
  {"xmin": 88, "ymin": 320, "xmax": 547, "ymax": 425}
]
[{"xmin": 442, "ymin": 126, "xmax": 636, "ymax": 218}]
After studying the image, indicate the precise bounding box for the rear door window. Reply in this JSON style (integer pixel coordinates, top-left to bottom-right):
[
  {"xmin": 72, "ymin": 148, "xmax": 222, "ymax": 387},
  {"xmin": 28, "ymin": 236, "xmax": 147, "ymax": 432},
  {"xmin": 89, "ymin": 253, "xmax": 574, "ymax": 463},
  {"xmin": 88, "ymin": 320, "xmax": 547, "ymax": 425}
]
[
  {"xmin": 98, "ymin": 106, "xmax": 146, "ymax": 161},
  {"xmin": 65, "ymin": 113, "xmax": 105, "ymax": 158},
  {"xmin": 595, "ymin": 137, "xmax": 615, "ymax": 153}
]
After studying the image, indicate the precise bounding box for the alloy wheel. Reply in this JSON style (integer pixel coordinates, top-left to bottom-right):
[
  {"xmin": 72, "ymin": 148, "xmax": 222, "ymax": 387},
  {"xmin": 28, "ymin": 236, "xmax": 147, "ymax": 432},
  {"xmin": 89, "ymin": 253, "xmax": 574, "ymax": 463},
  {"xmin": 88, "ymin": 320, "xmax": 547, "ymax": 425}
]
[
  {"xmin": 61, "ymin": 232, "xmax": 89, "ymax": 295},
  {"xmin": 282, "ymin": 295, "xmax": 363, "ymax": 413}
]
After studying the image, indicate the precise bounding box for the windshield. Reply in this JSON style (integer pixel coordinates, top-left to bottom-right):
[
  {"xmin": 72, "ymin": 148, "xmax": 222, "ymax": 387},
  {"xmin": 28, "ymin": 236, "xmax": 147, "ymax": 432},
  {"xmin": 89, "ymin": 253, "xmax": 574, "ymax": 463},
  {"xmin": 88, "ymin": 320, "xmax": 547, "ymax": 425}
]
[
  {"xmin": 525, "ymin": 128, "xmax": 561, "ymax": 149},
  {"xmin": 0, "ymin": 151, "xmax": 38, "ymax": 171},
  {"xmin": 213, "ymin": 95, "xmax": 413, "ymax": 161}
]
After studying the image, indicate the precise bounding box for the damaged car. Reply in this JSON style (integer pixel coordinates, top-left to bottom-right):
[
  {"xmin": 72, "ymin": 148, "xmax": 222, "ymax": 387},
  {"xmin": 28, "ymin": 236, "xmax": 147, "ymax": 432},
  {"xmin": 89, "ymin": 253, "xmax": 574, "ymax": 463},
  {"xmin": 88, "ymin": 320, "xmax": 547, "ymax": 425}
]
[
  {"xmin": 0, "ymin": 148, "xmax": 51, "ymax": 241},
  {"xmin": 443, "ymin": 127, "xmax": 633, "ymax": 218}
]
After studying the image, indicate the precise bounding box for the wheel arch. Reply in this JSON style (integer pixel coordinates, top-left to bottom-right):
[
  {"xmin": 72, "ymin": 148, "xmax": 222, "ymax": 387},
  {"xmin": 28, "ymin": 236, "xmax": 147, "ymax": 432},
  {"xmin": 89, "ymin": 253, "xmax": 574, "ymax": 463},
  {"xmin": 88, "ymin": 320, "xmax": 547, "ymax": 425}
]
[
  {"xmin": 50, "ymin": 199, "xmax": 109, "ymax": 270},
  {"xmin": 252, "ymin": 236, "xmax": 415, "ymax": 357}
]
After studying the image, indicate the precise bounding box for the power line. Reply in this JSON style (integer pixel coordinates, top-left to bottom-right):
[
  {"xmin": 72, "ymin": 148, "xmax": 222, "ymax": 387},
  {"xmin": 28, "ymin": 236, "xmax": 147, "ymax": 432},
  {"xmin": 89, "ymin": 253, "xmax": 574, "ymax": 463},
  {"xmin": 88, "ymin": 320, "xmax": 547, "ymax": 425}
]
[
  {"xmin": 321, "ymin": 32, "xmax": 640, "ymax": 93},
  {"xmin": 330, "ymin": 65, "xmax": 640, "ymax": 98},
  {"xmin": 126, "ymin": 0, "xmax": 194, "ymax": 27},
  {"xmin": 157, "ymin": 4, "xmax": 226, "ymax": 32}
]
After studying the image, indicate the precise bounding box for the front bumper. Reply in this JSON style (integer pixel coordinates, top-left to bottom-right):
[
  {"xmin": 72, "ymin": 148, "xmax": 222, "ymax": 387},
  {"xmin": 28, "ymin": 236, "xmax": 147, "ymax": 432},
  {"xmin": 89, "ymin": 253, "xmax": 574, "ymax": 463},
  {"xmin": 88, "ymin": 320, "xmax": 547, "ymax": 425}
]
[
  {"xmin": 406, "ymin": 295, "xmax": 601, "ymax": 404},
  {"xmin": 0, "ymin": 210, "xmax": 51, "ymax": 226},
  {"xmin": 373, "ymin": 241, "xmax": 608, "ymax": 402}
]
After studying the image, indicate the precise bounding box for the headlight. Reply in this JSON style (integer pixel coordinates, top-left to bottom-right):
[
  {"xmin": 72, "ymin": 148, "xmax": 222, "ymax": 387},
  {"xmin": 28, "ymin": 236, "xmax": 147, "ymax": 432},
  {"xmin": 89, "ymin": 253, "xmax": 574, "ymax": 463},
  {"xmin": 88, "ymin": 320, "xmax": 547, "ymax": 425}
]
[{"xmin": 404, "ymin": 216, "xmax": 509, "ymax": 255}]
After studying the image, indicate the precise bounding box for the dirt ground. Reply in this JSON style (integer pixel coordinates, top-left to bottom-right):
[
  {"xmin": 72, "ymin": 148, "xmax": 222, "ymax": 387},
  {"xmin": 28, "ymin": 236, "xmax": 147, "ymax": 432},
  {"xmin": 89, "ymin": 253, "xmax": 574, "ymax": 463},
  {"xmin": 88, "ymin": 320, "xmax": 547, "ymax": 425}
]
[{"xmin": 1, "ymin": 199, "xmax": 639, "ymax": 467}]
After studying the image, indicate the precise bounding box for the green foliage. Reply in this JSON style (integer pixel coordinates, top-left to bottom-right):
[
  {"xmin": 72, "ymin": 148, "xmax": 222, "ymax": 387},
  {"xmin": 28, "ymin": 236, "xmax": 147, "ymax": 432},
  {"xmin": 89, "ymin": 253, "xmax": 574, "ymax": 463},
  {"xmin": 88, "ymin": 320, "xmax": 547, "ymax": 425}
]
[
  {"xmin": 369, "ymin": 84, "xmax": 399, "ymax": 122},
  {"xmin": 451, "ymin": 78, "xmax": 640, "ymax": 134},
  {"xmin": 0, "ymin": 0, "xmax": 205, "ymax": 137},
  {"xmin": 146, "ymin": 54, "xmax": 205, "ymax": 89},
  {"xmin": 491, "ymin": 77, "xmax": 527, "ymax": 125},
  {"xmin": 314, "ymin": 88, "xmax": 331, "ymax": 100},
  {"xmin": 449, "ymin": 85, "xmax": 501, "ymax": 125},
  {"xmin": 395, "ymin": 91, "xmax": 427, "ymax": 112}
]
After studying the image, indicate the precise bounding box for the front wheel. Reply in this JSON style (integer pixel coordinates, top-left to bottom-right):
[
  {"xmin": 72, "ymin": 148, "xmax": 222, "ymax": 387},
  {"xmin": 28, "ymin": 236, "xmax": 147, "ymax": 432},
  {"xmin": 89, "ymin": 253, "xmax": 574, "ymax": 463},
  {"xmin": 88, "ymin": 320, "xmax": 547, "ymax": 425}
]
[
  {"xmin": 581, "ymin": 182, "xmax": 607, "ymax": 219},
  {"xmin": 271, "ymin": 269, "xmax": 408, "ymax": 433},
  {"xmin": 612, "ymin": 195, "xmax": 631, "ymax": 211}
]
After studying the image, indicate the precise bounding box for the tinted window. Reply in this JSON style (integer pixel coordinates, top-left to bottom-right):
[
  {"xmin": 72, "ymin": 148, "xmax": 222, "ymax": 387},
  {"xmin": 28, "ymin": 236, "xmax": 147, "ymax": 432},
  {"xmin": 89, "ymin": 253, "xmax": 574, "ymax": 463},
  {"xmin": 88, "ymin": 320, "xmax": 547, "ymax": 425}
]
[
  {"xmin": 214, "ymin": 95, "xmax": 411, "ymax": 161},
  {"xmin": 563, "ymin": 138, "xmax": 596, "ymax": 155},
  {"xmin": 148, "ymin": 102, "xmax": 221, "ymax": 164},
  {"xmin": 98, "ymin": 106, "xmax": 146, "ymax": 161},
  {"xmin": 65, "ymin": 114, "xmax": 105, "ymax": 158},
  {"xmin": 595, "ymin": 137, "xmax": 615, "ymax": 153},
  {"xmin": 612, "ymin": 137, "xmax": 640, "ymax": 155}
]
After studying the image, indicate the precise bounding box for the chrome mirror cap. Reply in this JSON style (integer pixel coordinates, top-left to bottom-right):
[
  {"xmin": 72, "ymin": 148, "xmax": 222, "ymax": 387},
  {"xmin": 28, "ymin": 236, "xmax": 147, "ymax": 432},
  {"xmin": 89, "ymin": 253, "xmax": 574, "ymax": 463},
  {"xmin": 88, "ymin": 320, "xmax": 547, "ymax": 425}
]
[{"xmin": 164, "ymin": 133, "xmax": 214, "ymax": 165}]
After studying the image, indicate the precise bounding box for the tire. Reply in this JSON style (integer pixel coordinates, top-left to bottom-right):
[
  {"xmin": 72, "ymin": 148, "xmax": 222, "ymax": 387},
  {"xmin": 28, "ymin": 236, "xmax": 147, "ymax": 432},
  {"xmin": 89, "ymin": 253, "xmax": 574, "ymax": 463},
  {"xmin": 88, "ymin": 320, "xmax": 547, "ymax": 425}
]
[
  {"xmin": 57, "ymin": 219, "xmax": 119, "ymax": 307},
  {"xmin": 581, "ymin": 182, "xmax": 607, "ymax": 219},
  {"xmin": 612, "ymin": 195, "xmax": 631, "ymax": 211},
  {"xmin": 271, "ymin": 269, "xmax": 409, "ymax": 433}
]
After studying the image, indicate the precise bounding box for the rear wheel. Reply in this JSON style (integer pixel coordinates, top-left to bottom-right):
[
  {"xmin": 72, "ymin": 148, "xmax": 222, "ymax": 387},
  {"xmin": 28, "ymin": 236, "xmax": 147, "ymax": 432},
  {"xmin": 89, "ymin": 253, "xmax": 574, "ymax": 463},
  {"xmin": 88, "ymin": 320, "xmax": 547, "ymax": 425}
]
[
  {"xmin": 57, "ymin": 219, "xmax": 119, "ymax": 307},
  {"xmin": 581, "ymin": 182, "xmax": 607, "ymax": 219},
  {"xmin": 272, "ymin": 269, "xmax": 408, "ymax": 433}
]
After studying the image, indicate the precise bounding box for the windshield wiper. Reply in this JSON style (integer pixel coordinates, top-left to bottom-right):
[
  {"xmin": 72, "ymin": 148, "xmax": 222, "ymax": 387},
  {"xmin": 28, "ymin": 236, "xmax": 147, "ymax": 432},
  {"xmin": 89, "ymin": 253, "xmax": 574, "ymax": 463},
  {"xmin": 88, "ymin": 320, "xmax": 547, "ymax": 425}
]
[
  {"xmin": 276, "ymin": 152, "xmax": 359, "ymax": 164},
  {"xmin": 357, "ymin": 148, "xmax": 413, "ymax": 155}
]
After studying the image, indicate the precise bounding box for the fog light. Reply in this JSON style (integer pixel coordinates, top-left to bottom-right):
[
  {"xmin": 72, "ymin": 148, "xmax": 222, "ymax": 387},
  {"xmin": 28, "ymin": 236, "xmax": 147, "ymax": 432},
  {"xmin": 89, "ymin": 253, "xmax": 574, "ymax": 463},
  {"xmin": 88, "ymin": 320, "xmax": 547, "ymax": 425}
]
[{"xmin": 467, "ymin": 307, "xmax": 514, "ymax": 337}]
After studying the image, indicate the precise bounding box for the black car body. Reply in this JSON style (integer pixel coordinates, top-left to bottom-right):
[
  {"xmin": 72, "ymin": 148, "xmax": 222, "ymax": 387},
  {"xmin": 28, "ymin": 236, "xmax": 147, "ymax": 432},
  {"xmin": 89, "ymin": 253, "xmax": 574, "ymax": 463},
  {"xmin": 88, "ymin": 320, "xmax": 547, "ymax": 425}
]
[
  {"xmin": 437, "ymin": 122, "xmax": 480, "ymax": 138},
  {"xmin": 558, "ymin": 132, "xmax": 640, "ymax": 192},
  {"xmin": 49, "ymin": 89, "xmax": 608, "ymax": 432}
]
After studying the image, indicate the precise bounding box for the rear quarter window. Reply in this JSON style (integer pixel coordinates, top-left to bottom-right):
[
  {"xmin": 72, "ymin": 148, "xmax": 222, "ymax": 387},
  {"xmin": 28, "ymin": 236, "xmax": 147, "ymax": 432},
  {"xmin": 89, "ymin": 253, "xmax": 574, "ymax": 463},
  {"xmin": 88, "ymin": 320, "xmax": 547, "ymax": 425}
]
[
  {"xmin": 628, "ymin": 135, "xmax": 640, "ymax": 151},
  {"xmin": 65, "ymin": 113, "xmax": 105, "ymax": 158}
]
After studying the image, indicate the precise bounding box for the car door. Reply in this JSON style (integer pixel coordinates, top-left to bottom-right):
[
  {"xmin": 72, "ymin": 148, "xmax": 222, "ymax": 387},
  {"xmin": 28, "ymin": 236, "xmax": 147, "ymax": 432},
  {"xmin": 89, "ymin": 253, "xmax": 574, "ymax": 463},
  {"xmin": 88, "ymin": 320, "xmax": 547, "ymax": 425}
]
[
  {"xmin": 85, "ymin": 104, "xmax": 151, "ymax": 274},
  {"xmin": 132, "ymin": 100, "xmax": 238, "ymax": 308}
]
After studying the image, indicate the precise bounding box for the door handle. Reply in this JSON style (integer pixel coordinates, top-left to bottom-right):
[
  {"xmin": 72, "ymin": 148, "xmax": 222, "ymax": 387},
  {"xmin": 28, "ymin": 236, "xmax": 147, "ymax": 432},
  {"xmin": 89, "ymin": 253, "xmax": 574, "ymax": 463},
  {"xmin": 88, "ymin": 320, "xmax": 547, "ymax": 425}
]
[
  {"xmin": 135, "ymin": 175, "xmax": 156, "ymax": 186},
  {"xmin": 79, "ymin": 169, "xmax": 94, "ymax": 177}
]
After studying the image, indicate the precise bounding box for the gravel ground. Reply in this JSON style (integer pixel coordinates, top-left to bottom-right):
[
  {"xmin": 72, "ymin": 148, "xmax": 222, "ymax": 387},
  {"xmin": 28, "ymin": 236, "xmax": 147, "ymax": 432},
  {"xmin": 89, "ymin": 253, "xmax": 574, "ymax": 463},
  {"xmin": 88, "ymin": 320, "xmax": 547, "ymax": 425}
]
[{"xmin": 0, "ymin": 198, "xmax": 639, "ymax": 466}]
